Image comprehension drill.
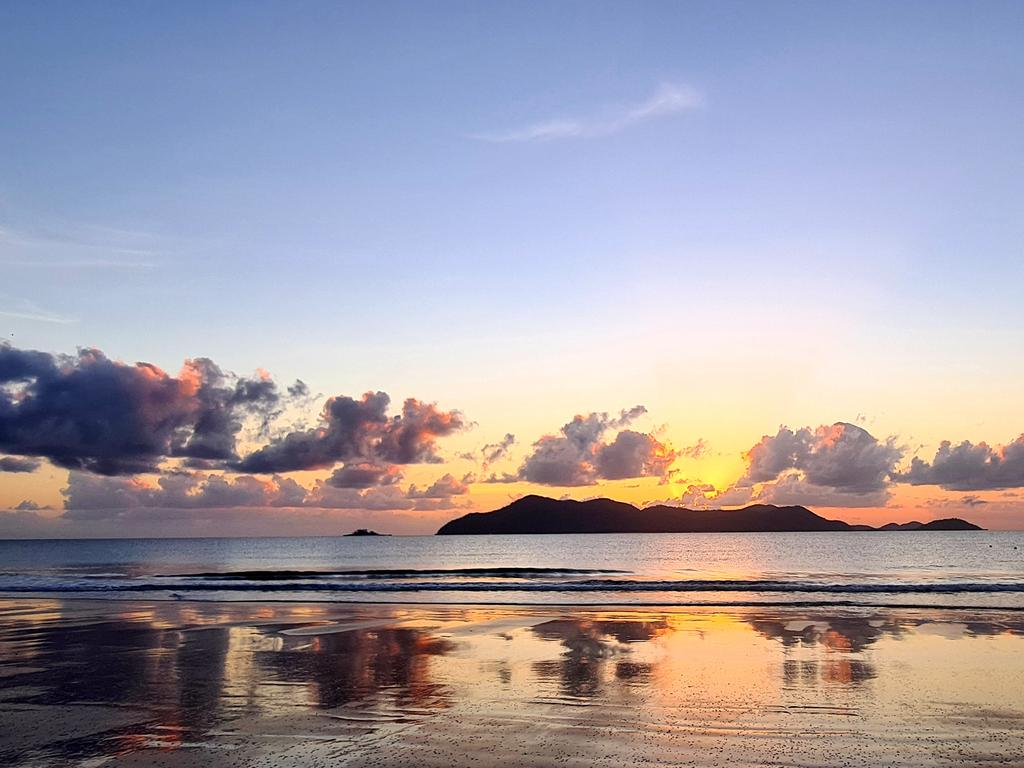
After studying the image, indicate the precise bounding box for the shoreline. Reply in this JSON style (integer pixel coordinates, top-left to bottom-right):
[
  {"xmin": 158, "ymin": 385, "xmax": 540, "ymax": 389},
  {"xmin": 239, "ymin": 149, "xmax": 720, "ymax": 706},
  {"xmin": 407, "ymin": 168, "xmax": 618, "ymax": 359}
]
[{"xmin": 4, "ymin": 593, "xmax": 1024, "ymax": 611}]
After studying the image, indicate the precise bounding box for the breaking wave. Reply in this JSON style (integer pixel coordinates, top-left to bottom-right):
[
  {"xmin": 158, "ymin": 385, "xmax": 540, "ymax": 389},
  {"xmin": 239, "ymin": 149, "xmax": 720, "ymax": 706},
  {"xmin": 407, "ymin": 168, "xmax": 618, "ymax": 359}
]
[{"xmin": 3, "ymin": 574, "xmax": 1024, "ymax": 596}]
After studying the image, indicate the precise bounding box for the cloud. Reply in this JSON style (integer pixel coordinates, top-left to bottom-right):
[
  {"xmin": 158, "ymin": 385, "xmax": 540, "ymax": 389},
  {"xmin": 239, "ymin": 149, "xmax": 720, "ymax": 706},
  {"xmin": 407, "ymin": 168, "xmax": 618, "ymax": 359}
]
[
  {"xmin": 670, "ymin": 473, "xmax": 889, "ymax": 510},
  {"xmin": 921, "ymin": 494, "xmax": 990, "ymax": 509},
  {"xmin": 675, "ymin": 422, "xmax": 902, "ymax": 510},
  {"xmin": 0, "ymin": 297, "xmax": 76, "ymax": 324},
  {"xmin": 0, "ymin": 343, "xmax": 460, "ymax": 478},
  {"xmin": 406, "ymin": 473, "xmax": 469, "ymax": 499},
  {"xmin": 0, "ymin": 456, "xmax": 40, "ymax": 473},
  {"xmin": 61, "ymin": 467, "xmax": 469, "ymax": 521},
  {"xmin": 62, "ymin": 471, "xmax": 308, "ymax": 519},
  {"xmin": 304, "ymin": 483, "xmax": 417, "ymax": 511},
  {"xmin": 672, "ymin": 483, "xmax": 755, "ymax": 509},
  {"xmin": 309, "ymin": 474, "xmax": 469, "ymax": 512},
  {"xmin": 479, "ymin": 471, "xmax": 520, "ymax": 484},
  {"xmin": 474, "ymin": 83, "xmax": 702, "ymax": 143},
  {"xmin": 508, "ymin": 406, "xmax": 676, "ymax": 486},
  {"xmin": 0, "ymin": 501, "xmax": 455, "ymax": 538},
  {"xmin": 519, "ymin": 434, "xmax": 596, "ymax": 486},
  {"xmin": 894, "ymin": 435, "xmax": 1024, "ymax": 490},
  {"xmin": 173, "ymin": 359, "xmax": 283, "ymax": 462},
  {"xmin": 741, "ymin": 422, "xmax": 902, "ymax": 493},
  {"xmin": 0, "ymin": 223, "xmax": 157, "ymax": 270},
  {"xmin": 679, "ymin": 439, "xmax": 709, "ymax": 460},
  {"xmin": 594, "ymin": 430, "xmax": 677, "ymax": 481},
  {"xmin": 234, "ymin": 392, "xmax": 464, "ymax": 473},
  {"xmin": 742, "ymin": 426, "xmax": 812, "ymax": 485},
  {"xmin": 327, "ymin": 462, "xmax": 403, "ymax": 489},
  {"xmin": 481, "ymin": 433, "xmax": 516, "ymax": 468},
  {"xmin": 0, "ymin": 344, "xmax": 295, "ymax": 475},
  {"xmin": 754, "ymin": 473, "xmax": 891, "ymax": 508}
]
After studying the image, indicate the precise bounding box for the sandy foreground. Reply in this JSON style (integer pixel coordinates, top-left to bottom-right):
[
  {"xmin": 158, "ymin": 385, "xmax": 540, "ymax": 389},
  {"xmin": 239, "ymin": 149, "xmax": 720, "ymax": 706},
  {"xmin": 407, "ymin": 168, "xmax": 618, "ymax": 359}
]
[{"xmin": 0, "ymin": 599, "xmax": 1022, "ymax": 767}]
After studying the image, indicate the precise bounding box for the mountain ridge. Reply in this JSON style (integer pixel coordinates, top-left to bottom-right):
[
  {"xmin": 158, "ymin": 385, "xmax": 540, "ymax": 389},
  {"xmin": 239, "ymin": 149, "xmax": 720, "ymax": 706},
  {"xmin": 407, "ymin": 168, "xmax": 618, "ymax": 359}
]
[{"xmin": 436, "ymin": 495, "xmax": 983, "ymax": 535}]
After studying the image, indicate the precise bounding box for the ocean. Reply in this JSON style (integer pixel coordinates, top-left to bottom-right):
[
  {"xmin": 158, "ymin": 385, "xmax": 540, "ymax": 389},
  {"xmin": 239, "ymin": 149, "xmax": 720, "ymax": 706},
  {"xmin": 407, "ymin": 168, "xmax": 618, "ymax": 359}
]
[{"xmin": 1, "ymin": 532, "xmax": 1022, "ymax": 608}]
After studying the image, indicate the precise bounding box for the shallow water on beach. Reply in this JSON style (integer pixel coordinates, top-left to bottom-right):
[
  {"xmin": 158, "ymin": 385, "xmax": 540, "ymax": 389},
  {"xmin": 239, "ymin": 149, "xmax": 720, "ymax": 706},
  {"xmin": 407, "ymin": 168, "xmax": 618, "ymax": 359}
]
[
  {"xmin": 0, "ymin": 599, "xmax": 1022, "ymax": 767},
  {"xmin": 1, "ymin": 532, "xmax": 1023, "ymax": 608}
]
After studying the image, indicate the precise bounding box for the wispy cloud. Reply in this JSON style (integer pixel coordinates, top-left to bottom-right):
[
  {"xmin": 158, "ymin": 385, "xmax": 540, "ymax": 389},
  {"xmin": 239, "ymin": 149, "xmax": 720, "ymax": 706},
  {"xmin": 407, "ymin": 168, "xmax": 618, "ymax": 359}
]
[
  {"xmin": 474, "ymin": 83, "xmax": 703, "ymax": 143},
  {"xmin": 0, "ymin": 225, "xmax": 158, "ymax": 270},
  {"xmin": 0, "ymin": 297, "xmax": 76, "ymax": 324}
]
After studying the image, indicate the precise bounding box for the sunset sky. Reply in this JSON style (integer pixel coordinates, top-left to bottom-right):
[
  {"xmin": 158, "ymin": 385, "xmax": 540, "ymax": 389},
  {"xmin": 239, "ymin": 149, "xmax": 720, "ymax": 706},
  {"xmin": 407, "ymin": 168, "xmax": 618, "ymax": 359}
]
[{"xmin": 2, "ymin": 1, "xmax": 1023, "ymax": 535}]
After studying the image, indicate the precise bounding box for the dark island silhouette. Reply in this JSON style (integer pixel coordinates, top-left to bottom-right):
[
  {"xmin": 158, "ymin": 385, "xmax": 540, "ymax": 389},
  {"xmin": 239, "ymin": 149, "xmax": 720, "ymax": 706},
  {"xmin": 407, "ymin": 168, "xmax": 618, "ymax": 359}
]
[
  {"xmin": 344, "ymin": 528, "xmax": 389, "ymax": 537},
  {"xmin": 436, "ymin": 495, "xmax": 983, "ymax": 535}
]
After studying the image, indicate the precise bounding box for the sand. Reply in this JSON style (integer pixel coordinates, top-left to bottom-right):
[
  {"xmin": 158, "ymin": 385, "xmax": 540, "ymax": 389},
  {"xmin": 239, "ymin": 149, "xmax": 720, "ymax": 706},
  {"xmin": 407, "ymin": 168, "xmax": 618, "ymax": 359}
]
[{"xmin": 0, "ymin": 599, "xmax": 1022, "ymax": 767}]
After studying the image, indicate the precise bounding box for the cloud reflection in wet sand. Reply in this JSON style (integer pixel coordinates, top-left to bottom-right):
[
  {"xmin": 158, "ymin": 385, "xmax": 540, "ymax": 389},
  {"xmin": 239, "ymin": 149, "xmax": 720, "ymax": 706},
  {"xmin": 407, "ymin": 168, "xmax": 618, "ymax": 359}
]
[{"xmin": 0, "ymin": 601, "xmax": 1023, "ymax": 766}]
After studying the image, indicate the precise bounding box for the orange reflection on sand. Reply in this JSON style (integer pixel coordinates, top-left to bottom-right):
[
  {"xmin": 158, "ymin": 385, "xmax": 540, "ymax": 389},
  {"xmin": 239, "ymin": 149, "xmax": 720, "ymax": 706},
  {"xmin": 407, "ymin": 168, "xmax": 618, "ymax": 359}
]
[{"xmin": 2, "ymin": 601, "xmax": 1024, "ymax": 767}]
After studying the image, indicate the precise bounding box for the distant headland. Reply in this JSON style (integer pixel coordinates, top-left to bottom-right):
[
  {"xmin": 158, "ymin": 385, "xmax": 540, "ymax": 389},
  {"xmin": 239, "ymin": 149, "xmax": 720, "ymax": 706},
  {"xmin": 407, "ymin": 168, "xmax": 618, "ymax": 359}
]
[{"xmin": 436, "ymin": 495, "xmax": 982, "ymax": 535}]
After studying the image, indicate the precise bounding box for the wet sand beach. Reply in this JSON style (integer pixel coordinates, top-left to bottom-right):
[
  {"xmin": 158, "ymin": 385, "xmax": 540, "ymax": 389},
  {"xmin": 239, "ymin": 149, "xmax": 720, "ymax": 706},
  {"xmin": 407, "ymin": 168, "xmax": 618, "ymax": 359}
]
[{"xmin": 1, "ymin": 599, "xmax": 1023, "ymax": 767}]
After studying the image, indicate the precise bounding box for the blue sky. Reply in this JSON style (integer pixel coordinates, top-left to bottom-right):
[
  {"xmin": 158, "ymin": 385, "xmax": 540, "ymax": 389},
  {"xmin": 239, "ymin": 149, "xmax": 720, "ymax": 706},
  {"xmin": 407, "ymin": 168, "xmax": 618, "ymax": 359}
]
[{"xmin": 1, "ymin": 1, "xmax": 1023, "ymax": 533}]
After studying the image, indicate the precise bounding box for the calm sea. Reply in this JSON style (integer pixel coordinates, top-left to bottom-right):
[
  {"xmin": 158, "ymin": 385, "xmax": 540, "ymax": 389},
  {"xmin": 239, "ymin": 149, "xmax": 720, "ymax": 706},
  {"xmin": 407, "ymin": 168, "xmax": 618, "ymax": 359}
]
[{"xmin": 1, "ymin": 532, "xmax": 1023, "ymax": 608}]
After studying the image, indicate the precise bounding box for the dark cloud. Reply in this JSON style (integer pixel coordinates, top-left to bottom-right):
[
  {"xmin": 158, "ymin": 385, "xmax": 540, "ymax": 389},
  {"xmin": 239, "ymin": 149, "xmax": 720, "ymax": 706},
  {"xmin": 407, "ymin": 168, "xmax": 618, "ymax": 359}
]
[
  {"xmin": 924, "ymin": 494, "xmax": 991, "ymax": 508},
  {"xmin": 0, "ymin": 344, "xmax": 293, "ymax": 475},
  {"xmin": 610, "ymin": 405, "xmax": 647, "ymax": 428},
  {"xmin": 594, "ymin": 430, "xmax": 677, "ymax": 481},
  {"xmin": 742, "ymin": 423, "xmax": 901, "ymax": 493},
  {"xmin": 0, "ymin": 345, "xmax": 55, "ymax": 379},
  {"xmin": 0, "ymin": 456, "xmax": 40, "ymax": 473},
  {"xmin": 378, "ymin": 398, "xmax": 465, "ymax": 464},
  {"xmin": 14, "ymin": 499, "xmax": 45, "ymax": 511},
  {"xmin": 234, "ymin": 392, "xmax": 464, "ymax": 473},
  {"xmin": 458, "ymin": 435, "xmax": 515, "ymax": 467},
  {"xmin": 894, "ymin": 435, "xmax": 1024, "ymax": 490},
  {"xmin": 743, "ymin": 426, "xmax": 814, "ymax": 485},
  {"xmin": 0, "ymin": 344, "xmax": 462, "ymax": 479},
  {"xmin": 327, "ymin": 462, "xmax": 403, "ymax": 489},
  {"xmin": 519, "ymin": 433, "xmax": 597, "ymax": 486},
  {"xmin": 510, "ymin": 407, "xmax": 675, "ymax": 486},
  {"xmin": 481, "ymin": 433, "xmax": 516, "ymax": 467},
  {"xmin": 170, "ymin": 359, "xmax": 282, "ymax": 461}
]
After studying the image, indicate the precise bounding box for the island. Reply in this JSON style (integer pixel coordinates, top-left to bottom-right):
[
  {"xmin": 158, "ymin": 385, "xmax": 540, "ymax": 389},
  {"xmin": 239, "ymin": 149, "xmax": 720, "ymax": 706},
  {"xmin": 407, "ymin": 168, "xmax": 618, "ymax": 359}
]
[
  {"xmin": 344, "ymin": 528, "xmax": 389, "ymax": 537},
  {"xmin": 878, "ymin": 519, "xmax": 982, "ymax": 531},
  {"xmin": 436, "ymin": 495, "xmax": 983, "ymax": 535}
]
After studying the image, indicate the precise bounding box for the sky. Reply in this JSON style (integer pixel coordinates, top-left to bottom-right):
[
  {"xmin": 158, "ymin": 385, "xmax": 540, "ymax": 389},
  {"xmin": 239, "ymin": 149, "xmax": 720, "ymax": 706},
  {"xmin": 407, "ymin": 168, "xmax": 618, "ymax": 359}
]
[{"xmin": 1, "ymin": 0, "xmax": 1023, "ymax": 536}]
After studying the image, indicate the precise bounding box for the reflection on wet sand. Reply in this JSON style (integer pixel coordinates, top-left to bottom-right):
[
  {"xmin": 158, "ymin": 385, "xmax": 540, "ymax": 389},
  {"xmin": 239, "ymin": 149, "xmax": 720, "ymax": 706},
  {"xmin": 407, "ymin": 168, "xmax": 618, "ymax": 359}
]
[
  {"xmin": 1, "ymin": 600, "xmax": 1023, "ymax": 767},
  {"xmin": 259, "ymin": 628, "xmax": 454, "ymax": 709},
  {"xmin": 530, "ymin": 618, "xmax": 667, "ymax": 698}
]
